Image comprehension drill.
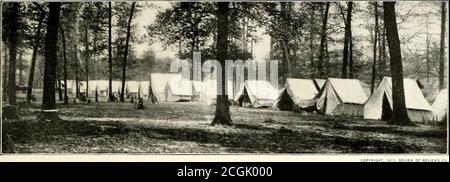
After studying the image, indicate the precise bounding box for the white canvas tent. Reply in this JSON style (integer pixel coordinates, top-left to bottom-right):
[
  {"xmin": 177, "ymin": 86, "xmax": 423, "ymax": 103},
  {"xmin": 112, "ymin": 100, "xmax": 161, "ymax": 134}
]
[
  {"xmin": 164, "ymin": 74, "xmax": 194, "ymax": 102},
  {"xmin": 108, "ymin": 81, "xmax": 123, "ymax": 97},
  {"xmin": 126, "ymin": 81, "xmax": 140, "ymax": 96},
  {"xmin": 61, "ymin": 80, "xmax": 77, "ymax": 94},
  {"xmin": 139, "ymin": 81, "xmax": 150, "ymax": 98},
  {"xmin": 199, "ymin": 79, "xmax": 234, "ymax": 104},
  {"xmin": 127, "ymin": 81, "xmax": 151, "ymax": 98},
  {"xmin": 235, "ymin": 80, "xmax": 278, "ymax": 108},
  {"xmin": 91, "ymin": 80, "xmax": 109, "ymax": 97},
  {"xmin": 431, "ymin": 89, "xmax": 448, "ymax": 122},
  {"xmin": 79, "ymin": 81, "xmax": 87, "ymax": 94},
  {"xmin": 316, "ymin": 78, "xmax": 368, "ymax": 116},
  {"xmin": 149, "ymin": 73, "xmax": 175, "ymax": 102},
  {"xmin": 274, "ymin": 78, "xmax": 319, "ymax": 111},
  {"xmin": 364, "ymin": 77, "xmax": 433, "ymax": 122}
]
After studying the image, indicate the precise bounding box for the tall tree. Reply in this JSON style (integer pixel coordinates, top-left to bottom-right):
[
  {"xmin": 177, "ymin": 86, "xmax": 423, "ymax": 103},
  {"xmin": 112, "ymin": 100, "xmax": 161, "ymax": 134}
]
[
  {"xmin": 2, "ymin": 45, "xmax": 8, "ymax": 101},
  {"xmin": 308, "ymin": 4, "xmax": 316, "ymax": 72},
  {"xmin": 7, "ymin": 3, "xmax": 20, "ymax": 106},
  {"xmin": 108, "ymin": 1, "xmax": 113, "ymax": 101},
  {"xmin": 212, "ymin": 2, "xmax": 232, "ymax": 126},
  {"xmin": 317, "ymin": 2, "xmax": 329, "ymax": 78},
  {"xmin": 280, "ymin": 2, "xmax": 292, "ymax": 80},
  {"xmin": 40, "ymin": 2, "xmax": 61, "ymax": 121},
  {"xmin": 341, "ymin": 2, "xmax": 352, "ymax": 78},
  {"xmin": 383, "ymin": 2, "xmax": 411, "ymax": 125},
  {"xmin": 18, "ymin": 52, "xmax": 23, "ymax": 86},
  {"xmin": 370, "ymin": 2, "xmax": 379, "ymax": 94},
  {"xmin": 120, "ymin": 2, "xmax": 136, "ymax": 102},
  {"xmin": 84, "ymin": 23, "xmax": 89, "ymax": 98},
  {"xmin": 26, "ymin": 3, "xmax": 46, "ymax": 103},
  {"xmin": 59, "ymin": 23, "xmax": 69, "ymax": 104},
  {"xmin": 439, "ymin": 2, "xmax": 447, "ymax": 90},
  {"xmin": 425, "ymin": 15, "xmax": 431, "ymax": 82}
]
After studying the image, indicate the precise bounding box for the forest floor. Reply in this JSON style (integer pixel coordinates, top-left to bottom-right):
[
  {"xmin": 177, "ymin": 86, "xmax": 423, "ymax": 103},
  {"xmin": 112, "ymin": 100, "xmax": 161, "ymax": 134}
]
[{"xmin": 2, "ymin": 99, "xmax": 447, "ymax": 153}]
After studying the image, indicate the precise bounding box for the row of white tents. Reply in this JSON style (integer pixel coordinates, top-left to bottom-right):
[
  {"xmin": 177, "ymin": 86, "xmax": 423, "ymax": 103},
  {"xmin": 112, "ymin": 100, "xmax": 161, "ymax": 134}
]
[
  {"xmin": 62, "ymin": 74, "xmax": 447, "ymax": 123},
  {"xmin": 276, "ymin": 77, "xmax": 447, "ymax": 122}
]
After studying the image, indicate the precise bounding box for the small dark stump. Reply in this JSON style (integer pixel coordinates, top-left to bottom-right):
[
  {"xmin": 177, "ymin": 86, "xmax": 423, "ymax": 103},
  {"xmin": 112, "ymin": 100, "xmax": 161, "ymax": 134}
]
[
  {"xmin": 130, "ymin": 97, "xmax": 134, "ymax": 103},
  {"xmin": 30, "ymin": 95, "xmax": 37, "ymax": 101},
  {"xmin": 2, "ymin": 105, "xmax": 19, "ymax": 120},
  {"xmin": 38, "ymin": 110, "xmax": 61, "ymax": 122},
  {"xmin": 87, "ymin": 99, "xmax": 91, "ymax": 103},
  {"xmin": 110, "ymin": 95, "xmax": 118, "ymax": 102},
  {"xmin": 135, "ymin": 98, "xmax": 145, "ymax": 109},
  {"xmin": 79, "ymin": 94, "xmax": 87, "ymax": 102}
]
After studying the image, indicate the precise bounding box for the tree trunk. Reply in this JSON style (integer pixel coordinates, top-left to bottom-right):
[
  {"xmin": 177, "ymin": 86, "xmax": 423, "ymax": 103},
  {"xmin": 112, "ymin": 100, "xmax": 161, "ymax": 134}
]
[
  {"xmin": 7, "ymin": 3, "xmax": 20, "ymax": 106},
  {"xmin": 27, "ymin": 13, "xmax": 44, "ymax": 103},
  {"xmin": 2, "ymin": 45, "xmax": 8, "ymax": 101},
  {"xmin": 378, "ymin": 11, "xmax": 385, "ymax": 81},
  {"xmin": 309, "ymin": 5, "xmax": 315, "ymax": 73},
  {"xmin": 75, "ymin": 42, "xmax": 79, "ymax": 98},
  {"xmin": 212, "ymin": 2, "xmax": 232, "ymax": 126},
  {"xmin": 370, "ymin": 2, "xmax": 379, "ymax": 95},
  {"xmin": 84, "ymin": 26, "xmax": 89, "ymax": 98},
  {"xmin": 383, "ymin": 2, "xmax": 411, "ymax": 125},
  {"xmin": 60, "ymin": 25, "xmax": 69, "ymax": 104},
  {"xmin": 18, "ymin": 53, "xmax": 23, "ymax": 86},
  {"xmin": 325, "ymin": 38, "xmax": 330, "ymax": 76},
  {"xmin": 348, "ymin": 30, "xmax": 354, "ymax": 78},
  {"xmin": 250, "ymin": 39, "xmax": 253, "ymax": 58},
  {"xmin": 108, "ymin": 1, "xmax": 113, "ymax": 101},
  {"xmin": 381, "ymin": 27, "xmax": 387, "ymax": 75},
  {"xmin": 58, "ymin": 79, "xmax": 63, "ymax": 101},
  {"xmin": 341, "ymin": 2, "xmax": 352, "ymax": 78},
  {"xmin": 426, "ymin": 16, "xmax": 430, "ymax": 82},
  {"xmin": 439, "ymin": 2, "xmax": 447, "ymax": 90},
  {"xmin": 281, "ymin": 39, "xmax": 291, "ymax": 80},
  {"xmin": 95, "ymin": 87, "xmax": 98, "ymax": 102},
  {"xmin": 317, "ymin": 2, "xmax": 329, "ymax": 78},
  {"xmin": 242, "ymin": 17, "xmax": 248, "ymax": 56},
  {"xmin": 120, "ymin": 2, "xmax": 136, "ymax": 102},
  {"xmin": 269, "ymin": 36, "xmax": 273, "ymax": 60},
  {"xmin": 40, "ymin": 2, "xmax": 61, "ymax": 121}
]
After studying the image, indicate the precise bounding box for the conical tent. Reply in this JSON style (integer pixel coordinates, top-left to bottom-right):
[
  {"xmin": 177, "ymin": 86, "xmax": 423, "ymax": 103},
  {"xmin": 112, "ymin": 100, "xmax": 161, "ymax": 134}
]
[
  {"xmin": 79, "ymin": 81, "xmax": 87, "ymax": 94},
  {"xmin": 149, "ymin": 73, "xmax": 175, "ymax": 102},
  {"xmin": 199, "ymin": 79, "xmax": 234, "ymax": 104},
  {"xmin": 316, "ymin": 78, "xmax": 368, "ymax": 116},
  {"xmin": 139, "ymin": 81, "xmax": 150, "ymax": 98},
  {"xmin": 164, "ymin": 74, "xmax": 195, "ymax": 102},
  {"xmin": 87, "ymin": 81, "xmax": 95, "ymax": 95},
  {"xmin": 314, "ymin": 79, "xmax": 326, "ymax": 91},
  {"xmin": 91, "ymin": 80, "xmax": 109, "ymax": 97},
  {"xmin": 274, "ymin": 78, "xmax": 319, "ymax": 111},
  {"xmin": 62, "ymin": 80, "xmax": 76, "ymax": 94},
  {"xmin": 108, "ymin": 81, "xmax": 123, "ymax": 96},
  {"xmin": 126, "ymin": 81, "xmax": 140, "ymax": 97},
  {"xmin": 431, "ymin": 89, "xmax": 448, "ymax": 122},
  {"xmin": 235, "ymin": 80, "xmax": 278, "ymax": 108},
  {"xmin": 68, "ymin": 80, "xmax": 83, "ymax": 95},
  {"xmin": 364, "ymin": 77, "xmax": 432, "ymax": 122}
]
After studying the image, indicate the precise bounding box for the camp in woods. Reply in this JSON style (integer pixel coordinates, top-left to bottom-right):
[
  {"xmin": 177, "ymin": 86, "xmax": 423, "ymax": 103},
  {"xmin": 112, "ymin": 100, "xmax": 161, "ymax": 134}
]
[{"xmin": 1, "ymin": 1, "xmax": 448, "ymax": 153}]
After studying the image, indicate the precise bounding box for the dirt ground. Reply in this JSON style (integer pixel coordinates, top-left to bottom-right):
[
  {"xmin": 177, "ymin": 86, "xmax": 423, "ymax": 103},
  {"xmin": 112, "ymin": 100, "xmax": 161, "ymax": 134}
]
[{"xmin": 2, "ymin": 100, "xmax": 447, "ymax": 153}]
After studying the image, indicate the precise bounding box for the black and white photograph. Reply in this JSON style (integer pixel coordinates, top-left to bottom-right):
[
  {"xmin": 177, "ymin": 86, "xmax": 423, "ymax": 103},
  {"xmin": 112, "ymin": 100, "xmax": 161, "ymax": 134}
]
[{"xmin": 0, "ymin": 0, "xmax": 448, "ymax": 155}]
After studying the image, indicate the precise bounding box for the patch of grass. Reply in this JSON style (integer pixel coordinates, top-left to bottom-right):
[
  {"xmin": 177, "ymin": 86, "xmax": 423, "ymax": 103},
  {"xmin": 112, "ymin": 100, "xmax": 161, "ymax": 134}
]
[{"xmin": 2, "ymin": 101, "xmax": 447, "ymax": 153}]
